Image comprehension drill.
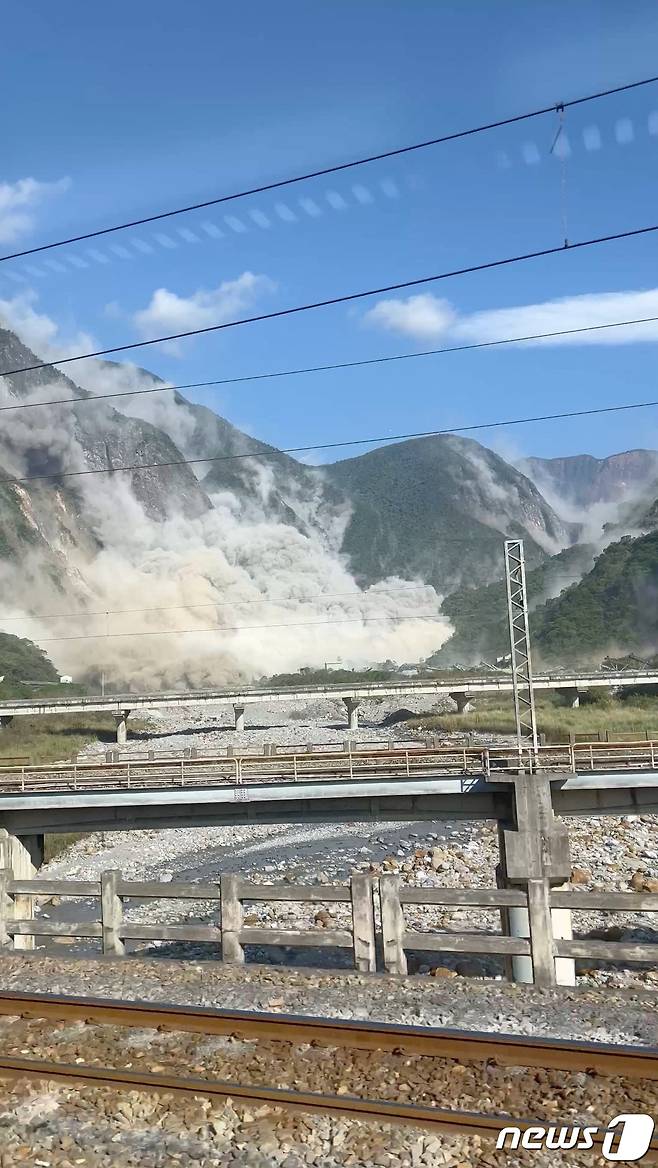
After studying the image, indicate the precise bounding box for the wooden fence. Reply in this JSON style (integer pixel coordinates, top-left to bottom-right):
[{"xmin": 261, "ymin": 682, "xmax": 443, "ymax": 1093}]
[{"xmin": 0, "ymin": 869, "xmax": 656, "ymax": 984}]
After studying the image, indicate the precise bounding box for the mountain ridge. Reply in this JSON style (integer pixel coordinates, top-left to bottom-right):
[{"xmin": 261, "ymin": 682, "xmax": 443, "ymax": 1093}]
[{"xmin": 3, "ymin": 322, "xmax": 658, "ymax": 681}]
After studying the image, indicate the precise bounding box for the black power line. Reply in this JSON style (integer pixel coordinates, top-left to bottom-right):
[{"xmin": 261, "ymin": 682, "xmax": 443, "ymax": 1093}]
[
  {"xmin": 0, "ymin": 584, "xmax": 434, "ymax": 625},
  {"xmin": 2, "ymin": 73, "xmax": 657, "ymax": 265},
  {"xmin": 33, "ymin": 613, "xmax": 443, "ymax": 644},
  {"xmin": 2, "ymin": 313, "xmax": 658, "ymax": 415},
  {"xmin": 2, "ymin": 222, "xmax": 658, "ymax": 380},
  {"xmin": 4, "ymin": 393, "xmax": 658, "ymax": 487}
]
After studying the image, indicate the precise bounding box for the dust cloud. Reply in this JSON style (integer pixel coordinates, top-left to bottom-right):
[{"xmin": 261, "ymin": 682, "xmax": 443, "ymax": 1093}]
[{"xmin": 0, "ymin": 356, "xmax": 450, "ymax": 690}]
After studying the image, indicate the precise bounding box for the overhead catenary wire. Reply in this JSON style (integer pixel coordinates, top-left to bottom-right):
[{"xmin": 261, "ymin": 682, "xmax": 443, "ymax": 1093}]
[
  {"xmin": 2, "ymin": 221, "xmax": 658, "ymax": 381},
  {"xmin": 0, "ymin": 583, "xmax": 436, "ymax": 625},
  {"xmin": 6, "ymin": 392, "xmax": 658, "ymax": 487},
  {"xmin": 2, "ymin": 313, "xmax": 658, "ymax": 415},
  {"xmin": 30, "ymin": 613, "xmax": 444, "ymax": 644},
  {"xmin": 1, "ymin": 73, "xmax": 657, "ymax": 264}
]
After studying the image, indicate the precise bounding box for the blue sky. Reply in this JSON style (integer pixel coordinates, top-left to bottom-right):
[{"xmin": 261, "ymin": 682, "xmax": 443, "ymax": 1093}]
[{"xmin": 2, "ymin": 1, "xmax": 658, "ymax": 463}]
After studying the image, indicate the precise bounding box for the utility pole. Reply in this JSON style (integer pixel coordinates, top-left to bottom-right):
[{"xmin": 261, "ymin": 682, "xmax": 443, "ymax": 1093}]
[
  {"xmin": 504, "ymin": 539, "xmax": 538, "ymax": 756},
  {"xmin": 101, "ymin": 609, "xmax": 109, "ymax": 697}
]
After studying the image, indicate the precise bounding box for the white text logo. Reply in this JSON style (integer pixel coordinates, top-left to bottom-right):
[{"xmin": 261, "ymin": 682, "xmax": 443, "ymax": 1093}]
[{"xmin": 496, "ymin": 1114, "xmax": 655, "ymax": 1161}]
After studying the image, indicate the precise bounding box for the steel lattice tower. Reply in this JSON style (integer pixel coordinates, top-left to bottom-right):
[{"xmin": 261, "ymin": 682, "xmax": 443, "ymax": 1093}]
[{"xmin": 504, "ymin": 539, "xmax": 539, "ymax": 754}]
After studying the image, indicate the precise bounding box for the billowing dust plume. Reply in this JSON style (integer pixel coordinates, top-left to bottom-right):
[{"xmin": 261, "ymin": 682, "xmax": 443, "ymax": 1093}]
[{"xmin": 0, "ymin": 356, "xmax": 450, "ymax": 690}]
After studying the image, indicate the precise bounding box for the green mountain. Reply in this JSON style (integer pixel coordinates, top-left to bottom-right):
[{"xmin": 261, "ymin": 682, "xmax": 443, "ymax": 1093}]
[
  {"xmin": 0, "ymin": 632, "xmax": 59, "ymax": 692},
  {"xmin": 432, "ymin": 531, "xmax": 658, "ymax": 668},
  {"xmin": 323, "ymin": 435, "xmax": 572, "ymax": 593},
  {"xmin": 5, "ymin": 321, "xmax": 656, "ymax": 685},
  {"xmin": 530, "ymin": 531, "xmax": 658, "ymax": 665},
  {"xmin": 430, "ymin": 543, "xmax": 597, "ymax": 665}
]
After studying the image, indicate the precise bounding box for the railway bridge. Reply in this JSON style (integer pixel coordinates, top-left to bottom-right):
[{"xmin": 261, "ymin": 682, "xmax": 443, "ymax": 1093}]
[{"xmin": 1, "ymin": 670, "xmax": 657, "ymax": 742}]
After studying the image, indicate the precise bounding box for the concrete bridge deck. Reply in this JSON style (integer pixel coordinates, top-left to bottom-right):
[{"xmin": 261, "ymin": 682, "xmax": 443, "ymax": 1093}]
[
  {"xmin": 2, "ymin": 670, "xmax": 658, "ymax": 739},
  {"xmin": 1, "ymin": 743, "xmax": 658, "ymax": 836},
  {"xmin": 0, "ymin": 771, "xmax": 656, "ymax": 838}
]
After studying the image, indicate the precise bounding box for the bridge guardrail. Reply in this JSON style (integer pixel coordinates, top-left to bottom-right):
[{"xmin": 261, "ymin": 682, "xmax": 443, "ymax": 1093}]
[
  {"xmin": 2, "ymin": 668, "xmax": 658, "ymax": 718},
  {"xmin": 1, "ymin": 740, "xmax": 658, "ymax": 794}
]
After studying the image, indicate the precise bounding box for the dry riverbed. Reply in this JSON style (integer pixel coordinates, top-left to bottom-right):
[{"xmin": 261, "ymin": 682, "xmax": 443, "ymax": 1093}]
[{"xmin": 32, "ymin": 701, "xmax": 658, "ymax": 990}]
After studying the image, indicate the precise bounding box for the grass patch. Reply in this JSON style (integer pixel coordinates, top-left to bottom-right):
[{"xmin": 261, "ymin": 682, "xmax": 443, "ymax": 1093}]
[
  {"xmin": 0, "ymin": 714, "xmax": 150, "ymax": 765},
  {"xmin": 43, "ymin": 832, "xmax": 86, "ymax": 864},
  {"xmin": 0, "ymin": 713, "xmax": 116, "ymax": 765},
  {"xmin": 0, "ymin": 715, "xmax": 149, "ymax": 866},
  {"xmin": 412, "ymin": 692, "xmax": 658, "ymax": 742}
]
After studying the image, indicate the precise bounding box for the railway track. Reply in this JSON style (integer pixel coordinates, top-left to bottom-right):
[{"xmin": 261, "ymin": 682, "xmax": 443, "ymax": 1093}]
[{"xmin": 0, "ymin": 992, "xmax": 656, "ymax": 1151}]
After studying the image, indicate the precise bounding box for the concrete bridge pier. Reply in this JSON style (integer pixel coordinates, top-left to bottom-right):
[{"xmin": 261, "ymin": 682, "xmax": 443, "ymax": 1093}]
[
  {"xmin": 449, "ymin": 692, "xmax": 471, "ymax": 714},
  {"xmin": 493, "ymin": 772, "xmax": 575, "ymax": 987},
  {"xmin": 113, "ymin": 710, "xmax": 131, "ymax": 746},
  {"xmin": 343, "ymin": 698, "xmax": 360, "ymax": 732},
  {"xmin": 233, "ymin": 705, "xmax": 246, "ymax": 732},
  {"xmin": 558, "ymin": 687, "xmax": 581, "ymax": 708}
]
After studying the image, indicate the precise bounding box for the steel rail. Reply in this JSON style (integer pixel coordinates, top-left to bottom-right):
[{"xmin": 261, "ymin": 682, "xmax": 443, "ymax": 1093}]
[
  {"xmin": 0, "ymin": 1054, "xmax": 610, "ymax": 1142},
  {"xmin": 0, "ymin": 998, "xmax": 657, "ymax": 1152},
  {"xmin": 0, "ymin": 992, "xmax": 657, "ymax": 1080}
]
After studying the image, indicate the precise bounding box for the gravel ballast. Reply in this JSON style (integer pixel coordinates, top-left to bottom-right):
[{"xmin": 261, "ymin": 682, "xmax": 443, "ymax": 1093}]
[{"xmin": 0, "ymin": 956, "xmax": 656, "ymax": 1167}]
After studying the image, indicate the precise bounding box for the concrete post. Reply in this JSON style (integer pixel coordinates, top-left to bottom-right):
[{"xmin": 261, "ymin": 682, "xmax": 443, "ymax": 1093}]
[
  {"xmin": 379, "ymin": 873, "xmax": 407, "ymax": 974},
  {"xmin": 113, "ymin": 710, "xmax": 131, "ymax": 746},
  {"xmin": 233, "ymin": 705, "xmax": 246, "ymax": 732},
  {"xmin": 0, "ymin": 830, "xmax": 44, "ymax": 952},
  {"xmin": 492, "ymin": 772, "xmax": 574, "ymax": 987},
  {"xmin": 100, "ymin": 869, "xmax": 125, "ymax": 956},
  {"xmin": 449, "ymin": 692, "xmax": 471, "ymax": 714},
  {"xmin": 344, "ymin": 698, "xmax": 360, "ymax": 732},
  {"xmin": 350, "ymin": 873, "xmax": 376, "ymax": 973},
  {"xmin": 0, "ymin": 869, "xmax": 10, "ymax": 947},
  {"xmin": 220, "ymin": 873, "xmax": 244, "ymax": 964}
]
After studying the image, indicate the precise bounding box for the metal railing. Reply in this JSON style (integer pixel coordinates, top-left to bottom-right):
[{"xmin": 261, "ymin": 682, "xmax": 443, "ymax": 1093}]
[{"xmin": 1, "ymin": 740, "xmax": 658, "ymax": 795}]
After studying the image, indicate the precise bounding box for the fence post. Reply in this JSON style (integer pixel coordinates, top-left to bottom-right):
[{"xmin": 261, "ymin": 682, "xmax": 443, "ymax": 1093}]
[
  {"xmin": 526, "ymin": 878, "xmax": 556, "ymax": 987},
  {"xmin": 0, "ymin": 869, "xmax": 11, "ymax": 947},
  {"xmin": 101, "ymin": 870, "xmax": 125, "ymax": 956},
  {"xmin": 220, "ymin": 874, "xmax": 245, "ymax": 964},
  {"xmin": 379, "ymin": 874, "xmax": 407, "ymax": 974},
  {"xmin": 350, "ymin": 873, "xmax": 376, "ymax": 972}
]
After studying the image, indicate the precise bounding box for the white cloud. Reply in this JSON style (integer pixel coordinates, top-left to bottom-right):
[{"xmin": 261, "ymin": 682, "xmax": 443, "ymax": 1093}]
[
  {"xmin": 363, "ymin": 287, "xmax": 658, "ymax": 347},
  {"xmin": 133, "ymin": 272, "xmax": 276, "ymax": 345},
  {"xmin": 0, "ymin": 177, "xmax": 71, "ymax": 244},
  {"xmin": 364, "ymin": 294, "xmax": 456, "ymax": 341},
  {"xmin": 0, "ymin": 290, "xmax": 95, "ymax": 359}
]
